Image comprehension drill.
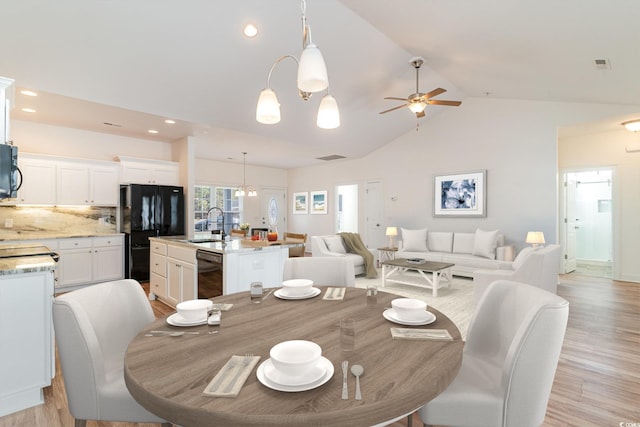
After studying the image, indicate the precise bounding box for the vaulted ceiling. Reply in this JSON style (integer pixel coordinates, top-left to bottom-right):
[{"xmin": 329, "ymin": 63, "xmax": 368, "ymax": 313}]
[{"xmin": 2, "ymin": 0, "xmax": 639, "ymax": 168}]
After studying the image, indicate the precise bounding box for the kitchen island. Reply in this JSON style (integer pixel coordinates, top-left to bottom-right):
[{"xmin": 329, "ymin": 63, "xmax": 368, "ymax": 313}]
[{"xmin": 148, "ymin": 236, "xmax": 303, "ymax": 307}]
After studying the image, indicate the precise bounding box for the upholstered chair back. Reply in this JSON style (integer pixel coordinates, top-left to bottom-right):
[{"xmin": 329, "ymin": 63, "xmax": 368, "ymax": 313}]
[{"xmin": 283, "ymin": 256, "xmax": 355, "ymax": 286}]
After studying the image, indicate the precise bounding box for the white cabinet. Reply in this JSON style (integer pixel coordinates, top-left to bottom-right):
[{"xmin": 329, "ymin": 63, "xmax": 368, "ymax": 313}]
[
  {"xmin": 224, "ymin": 247, "xmax": 288, "ymax": 295},
  {"xmin": 149, "ymin": 241, "xmax": 168, "ymax": 299},
  {"xmin": 0, "ymin": 269, "xmax": 55, "ymax": 416},
  {"xmin": 57, "ymin": 161, "xmax": 119, "ymax": 206},
  {"xmin": 57, "ymin": 235, "xmax": 124, "ymax": 289},
  {"xmin": 165, "ymin": 244, "xmax": 196, "ymax": 306},
  {"xmin": 118, "ymin": 156, "xmax": 179, "ymax": 186},
  {"xmin": 15, "ymin": 156, "xmax": 57, "ymax": 204}
]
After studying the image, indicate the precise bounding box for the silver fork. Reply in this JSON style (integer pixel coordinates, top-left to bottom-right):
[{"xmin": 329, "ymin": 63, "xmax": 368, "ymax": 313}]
[
  {"xmin": 223, "ymin": 353, "xmax": 253, "ymax": 393},
  {"xmin": 208, "ymin": 359, "xmax": 237, "ymax": 393}
]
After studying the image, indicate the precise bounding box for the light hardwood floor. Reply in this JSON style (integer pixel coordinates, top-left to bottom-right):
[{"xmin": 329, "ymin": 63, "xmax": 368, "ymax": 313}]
[{"xmin": 1, "ymin": 275, "xmax": 638, "ymax": 427}]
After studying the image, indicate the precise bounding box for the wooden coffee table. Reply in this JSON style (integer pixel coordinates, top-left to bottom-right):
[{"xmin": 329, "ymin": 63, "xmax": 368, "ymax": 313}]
[{"xmin": 381, "ymin": 258, "xmax": 454, "ymax": 297}]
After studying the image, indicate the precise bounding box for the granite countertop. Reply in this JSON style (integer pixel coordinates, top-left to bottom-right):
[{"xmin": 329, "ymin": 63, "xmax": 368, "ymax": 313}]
[
  {"xmin": 0, "ymin": 243, "xmax": 58, "ymax": 275},
  {"xmin": 0, "ymin": 232, "xmax": 124, "ymax": 242},
  {"xmin": 151, "ymin": 235, "xmax": 303, "ymax": 255}
]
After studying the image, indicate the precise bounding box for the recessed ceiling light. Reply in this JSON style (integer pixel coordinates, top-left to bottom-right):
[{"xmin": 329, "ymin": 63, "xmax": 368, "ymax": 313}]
[
  {"xmin": 148, "ymin": 129, "xmax": 159, "ymax": 134},
  {"xmin": 21, "ymin": 107, "xmax": 36, "ymax": 113},
  {"xmin": 243, "ymin": 23, "xmax": 258, "ymax": 38},
  {"xmin": 20, "ymin": 90, "xmax": 38, "ymax": 97},
  {"xmin": 164, "ymin": 119, "xmax": 176, "ymax": 124}
]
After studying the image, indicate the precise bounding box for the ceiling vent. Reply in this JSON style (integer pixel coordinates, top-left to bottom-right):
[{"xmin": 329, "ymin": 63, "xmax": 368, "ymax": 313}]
[
  {"xmin": 593, "ymin": 58, "xmax": 611, "ymax": 70},
  {"xmin": 316, "ymin": 154, "xmax": 346, "ymax": 161}
]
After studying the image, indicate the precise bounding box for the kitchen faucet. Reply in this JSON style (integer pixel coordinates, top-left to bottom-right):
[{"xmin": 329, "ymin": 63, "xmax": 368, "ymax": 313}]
[{"xmin": 206, "ymin": 206, "xmax": 225, "ymax": 240}]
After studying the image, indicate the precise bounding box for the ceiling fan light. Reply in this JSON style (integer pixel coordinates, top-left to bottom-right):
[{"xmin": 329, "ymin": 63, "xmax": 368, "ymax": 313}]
[
  {"xmin": 297, "ymin": 43, "xmax": 329, "ymax": 93},
  {"xmin": 256, "ymin": 88, "xmax": 281, "ymax": 124},
  {"xmin": 317, "ymin": 94, "xmax": 340, "ymax": 129},
  {"xmin": 622, "ymin": 119, "xmax": 640, "ymax": 132},
  {"xmin": 408, "ymin": 101, "xmax": 427, "ymax": 114}
]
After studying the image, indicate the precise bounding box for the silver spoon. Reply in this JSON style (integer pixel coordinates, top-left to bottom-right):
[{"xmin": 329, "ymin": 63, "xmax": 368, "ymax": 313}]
[{"xmin": 351, "ymin": 364, "xmax": 364, "ymax": 400}]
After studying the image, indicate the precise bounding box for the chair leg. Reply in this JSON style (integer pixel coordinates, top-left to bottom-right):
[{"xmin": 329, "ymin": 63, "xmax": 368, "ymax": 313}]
[
  {"xmin": 161, "ymin": 423, "xmax": 173, "ymax": 427},
  {"xmin": 407, "ymin": 413, "xmax": 413, "ymax": 427},
  {"xmin": 74, "ymin": 420, "xmax": 86, "ymax": 427}
]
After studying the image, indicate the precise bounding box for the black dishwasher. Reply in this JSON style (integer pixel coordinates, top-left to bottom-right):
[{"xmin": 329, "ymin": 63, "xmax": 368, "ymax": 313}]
[{"xmin": 196, "ymin": 250, "xmax": 223, "ymax": 299}]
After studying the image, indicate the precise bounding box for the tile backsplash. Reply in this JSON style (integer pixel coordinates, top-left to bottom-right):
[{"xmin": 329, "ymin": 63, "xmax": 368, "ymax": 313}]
[{"xmin": 0, "ymin": 206, "xmax": 117, "ymax": 240}]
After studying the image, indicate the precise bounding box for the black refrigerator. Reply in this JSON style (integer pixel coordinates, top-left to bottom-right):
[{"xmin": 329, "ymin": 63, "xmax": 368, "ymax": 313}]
[{"xmin": 119, "ymin": 184, "xmax": 185, "ymax": 281}]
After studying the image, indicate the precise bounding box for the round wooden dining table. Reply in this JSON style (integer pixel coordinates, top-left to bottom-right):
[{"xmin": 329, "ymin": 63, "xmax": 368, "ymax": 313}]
[{"xmin": 124, "ymin": 286, "xmax": 463, "ymax": 427}]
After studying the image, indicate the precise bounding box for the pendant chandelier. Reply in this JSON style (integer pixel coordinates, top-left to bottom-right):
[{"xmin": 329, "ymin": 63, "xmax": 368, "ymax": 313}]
[
  {"xmin": 235, "ymin": 152, "xmax": 257, "ymax": 197},
  {"xmin": 255, "ymin": 0, "xmax": 340, "ymax": 129}
]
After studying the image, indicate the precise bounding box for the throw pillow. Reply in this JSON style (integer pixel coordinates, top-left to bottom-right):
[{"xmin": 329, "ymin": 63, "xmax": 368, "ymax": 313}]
[
  {"xmin": 513, "ymin": 247, "xmax": 535, "ymax": 270},
  {"xmin": 324, "ymin": 236, "xmax": 347, "ymax": 254},
  {"xmin": 472, "ymin": 229, "xmax": 499, "ymax": 259},
  {"xmin": 400, "ymin": 228, "xmax": 428, "ymax": 252}
]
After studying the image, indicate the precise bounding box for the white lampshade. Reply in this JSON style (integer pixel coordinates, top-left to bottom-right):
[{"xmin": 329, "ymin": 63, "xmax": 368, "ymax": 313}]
[
  {"xmin": 297, "ymin": 43, "xmax": 329, "ymax": 93},
  {"xmin": 525, "ymin": 231, "xmax": 545, "ymax": 247},
  {"xmin": 385, "ymin": 227, "xmax": 398, "ymax": 237},
  {"xmin": 256, "ymin": 88, "xmax": 281, "ymax": 124},
  {"xmin": 408, "ymin": 101, "xmax": 427, "ymax": 114},
  {"xmin": 316, "ymin": 94, "xmax": 340, "ymax": 129}
]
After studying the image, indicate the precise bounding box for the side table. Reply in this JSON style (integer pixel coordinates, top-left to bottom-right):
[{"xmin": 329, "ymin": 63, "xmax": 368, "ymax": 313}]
[{"xmin": 377, "ymin": 247, "xmax": 398, "ymax": 268}]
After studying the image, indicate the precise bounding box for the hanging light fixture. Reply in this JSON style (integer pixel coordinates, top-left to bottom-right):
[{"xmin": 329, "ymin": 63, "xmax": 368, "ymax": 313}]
[
  {"xmin": 235, "ymin": 152, "xmax": 257, "ymax": 197},
  {"xmin": 256, "ymin": 0, "xmax": 340, "ymax": 129},
  {"xmin": 621, "ymin": 119, "xmax": 640, "ymax": 132}
]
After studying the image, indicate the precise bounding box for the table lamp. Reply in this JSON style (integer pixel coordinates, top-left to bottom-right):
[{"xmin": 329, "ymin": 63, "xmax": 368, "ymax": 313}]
[
  {"xmin": 525, "ymin": 231, "xmax": 545, "ymax": 248},
  {"xmin": 386, "ymin": 227, "xmax": 398, "ymax": 248}
]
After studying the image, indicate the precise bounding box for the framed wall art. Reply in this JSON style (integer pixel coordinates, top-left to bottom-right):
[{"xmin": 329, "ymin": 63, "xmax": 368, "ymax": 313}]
[
  {"xmin": 293, "ymin": 192, "xmax": 308, "ymax": 214},
  {"xmin": 310, "ymin": 190, "xmax": 328, "ymax": 214},
  {"xmin": 433, "ymin": 170, "xmax": 486, "ymax": 217}
]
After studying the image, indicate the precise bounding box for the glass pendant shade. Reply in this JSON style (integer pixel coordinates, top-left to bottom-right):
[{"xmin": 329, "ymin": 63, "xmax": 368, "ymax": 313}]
[
  {"xmin": 256, "ymin": 88, "xmax": 281, "ymax": 124},
  {"xmin": 622, "ymin": 119, "xmax": 640, "ymax": 132},
  {"xmin": 408, "ymin": 100, "xmax": 427, "ymax": 114},
  {"xmin": 297, "ymin": 43, "xmax": 329, "ymax": 93},
  {"xmin": 316, "ymin": 94, "xmax": 340, "ymax": 129}
]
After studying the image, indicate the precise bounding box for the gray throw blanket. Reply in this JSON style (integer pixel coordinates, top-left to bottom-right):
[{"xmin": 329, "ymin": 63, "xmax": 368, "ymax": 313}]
[{"xmin": 338, "ymin": 232, "xmax": 378, "ymax": 278}]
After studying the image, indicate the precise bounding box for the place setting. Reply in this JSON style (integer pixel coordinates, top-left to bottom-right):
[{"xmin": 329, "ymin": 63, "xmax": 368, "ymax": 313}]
[
  {"xmin": 165, "ymin": 299, "xmax": 227, "ymax": 327},
  {"xmin": 256, "ymin": 340, "xmax": 334, "ymax": 392},
  {"xmin": 383, "ymin": 298, "xmax": 437, "ymax": 326},
  {"xmin": 274, "ymin": 279, "xmax": 321, "ymax": 300}
]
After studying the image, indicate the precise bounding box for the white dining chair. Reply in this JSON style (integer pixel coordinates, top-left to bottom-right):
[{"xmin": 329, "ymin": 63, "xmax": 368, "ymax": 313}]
[
  {"xmin": 419, "ymin": 279, "xmax": 569, "ymax": 427},
  {"xmin": 52, "ymin": 279, "xmax": 172, "ymax": 427},
  {"xmin": 283, "ymin": 256, "xmax": 355, "ymax": 286}
]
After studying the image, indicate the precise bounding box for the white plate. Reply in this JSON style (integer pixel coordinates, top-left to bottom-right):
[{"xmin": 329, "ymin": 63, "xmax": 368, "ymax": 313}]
[
  {"xmin": 383, "ymin": 308, "xmax": 436, "ymax": 326},
  {"xmin": 166, "ymin": 313, "xmax": 207, "ymax": 327},
  {"xmin": 263, "ymin": 357, "xmax": 327, "ymax": 386},
  {"xmin": 274, "ymin": 287, "xmax": 321, "ymax": 300},
  {"xmin": 257, "ymin": 357, "xmax": 334, "ymax": 392}
]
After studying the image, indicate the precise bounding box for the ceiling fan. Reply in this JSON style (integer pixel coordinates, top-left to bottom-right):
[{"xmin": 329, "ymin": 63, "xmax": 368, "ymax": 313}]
[{"xmin": 380, "ymin": 57, "xmax": 461, "ymax": 118}]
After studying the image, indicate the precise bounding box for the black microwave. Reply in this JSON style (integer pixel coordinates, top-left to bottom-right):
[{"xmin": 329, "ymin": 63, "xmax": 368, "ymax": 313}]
[{"xmin": 0, "ymin": 144, "xmax": 21, "ymax": 199}]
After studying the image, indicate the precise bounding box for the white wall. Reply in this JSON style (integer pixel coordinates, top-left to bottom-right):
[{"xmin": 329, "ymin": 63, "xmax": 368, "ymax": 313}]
[
  {"xmin": 559, "ymin": 127, "xmax": 640, "ymax": 282},
  {"xmin": 288, "ymin": 97, "xmax": 640, "ymax": 256}
]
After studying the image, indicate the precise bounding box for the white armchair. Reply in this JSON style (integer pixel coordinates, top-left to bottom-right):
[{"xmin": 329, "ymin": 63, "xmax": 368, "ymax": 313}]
[
  {"xmin": 283, "ymin": 256, "xmax": 355, "ymax": 286},
  {"xmin": 52, "ymin": 279, "xmax": 171, "ymax": 427},
  {"xmin": 473, "ymin": 244, "xmax": 561, "ymax": 303},
  {"xmin": 419, "ymin": 280, "xmax": 569, "ymax": 427}
]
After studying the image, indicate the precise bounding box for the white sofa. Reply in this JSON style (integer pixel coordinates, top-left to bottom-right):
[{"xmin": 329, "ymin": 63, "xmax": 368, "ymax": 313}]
[
  {"xmin": 472, "ymin": 244, "xmax": 562, "ymax": 303},
  {"xmin": 395, "ymin": 228, "xmax": 513, "ymax": 278},
  {"xmin": 311, "ymin": 235, "xmax": 367, "ymax": 276}
]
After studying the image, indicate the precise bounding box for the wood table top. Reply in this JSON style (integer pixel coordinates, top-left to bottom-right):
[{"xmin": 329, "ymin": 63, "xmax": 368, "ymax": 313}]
[
  {"xmin": 382, "ymin": 258, "xmax": 455, "ymax": 272},
  {"xmin": 124, "ymin": 287, "xmax": 463, "ymax": 427}
]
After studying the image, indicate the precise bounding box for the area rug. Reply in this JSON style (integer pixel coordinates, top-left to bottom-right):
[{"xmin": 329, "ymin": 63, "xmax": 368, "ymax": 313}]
[{"xmin": 355, "ymin": 269, "xmax": 474, "ymax": 339}]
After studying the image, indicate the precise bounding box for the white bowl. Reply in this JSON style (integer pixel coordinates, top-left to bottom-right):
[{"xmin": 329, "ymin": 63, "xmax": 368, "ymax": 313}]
[
  {"xmin": 281, "ymin": 279, "xmax": 314, "ymax": 297},
  {"xmin": 176, "ymin": 299, "xmax": 213, "ymax": 321},
  {"xmin": 269, "ymin": 340, "xmax": 322, "ymax": 378},
  {"xmin": 391, "ymin": 298, "xmax": 427, "ymax": 321}
]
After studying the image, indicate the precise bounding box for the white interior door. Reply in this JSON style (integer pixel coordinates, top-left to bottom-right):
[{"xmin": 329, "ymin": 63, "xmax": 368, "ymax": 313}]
[
  {"xmin": 563, "ymin": 174, "xmax": 578, "ymax": 273},
  {"xmin": 365, "ymin": 180, "xmax": 385, "ymax": 249},
  {"xmin": 259, "ymin": 187, "xmax": 286, "ymax": 235}
]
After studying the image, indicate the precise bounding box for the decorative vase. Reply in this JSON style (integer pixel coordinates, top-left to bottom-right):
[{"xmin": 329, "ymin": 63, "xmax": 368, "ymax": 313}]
[{"xmin": 267, "ymin": 226, "xmax": 278, "ymax": 242}]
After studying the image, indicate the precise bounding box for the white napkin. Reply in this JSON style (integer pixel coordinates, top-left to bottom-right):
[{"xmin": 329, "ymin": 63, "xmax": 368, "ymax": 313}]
[
  {"xmin": 390, "ymin": 328, "xmax": 453, "ymax": 341},
  {"xmin": 203, "ymin": 355, "xmax": 261, "ymax": 398},
  {"xmin": 323, "ymin": 287, "xmax": 345, "ymax": 300}
]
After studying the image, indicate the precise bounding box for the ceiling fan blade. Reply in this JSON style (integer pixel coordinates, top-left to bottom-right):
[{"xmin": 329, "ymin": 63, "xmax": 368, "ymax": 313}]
[
  {"xmin": 424, "ymin": 88, "xmax": 446, "ymax": 99},
  {"xmin": 416, "ymin": 111, "xmax": 426, "ymax": 118},
  {"xmin": 379, "ymin": 104, "xmax": 409, "ymax": 114},
  {"xmin": 384, "ymin": 97, "xmax": 409, "ymax": 101},
  {"xmin": 427, "ymin": 100, "xmax": 462, "ymax": 107}
]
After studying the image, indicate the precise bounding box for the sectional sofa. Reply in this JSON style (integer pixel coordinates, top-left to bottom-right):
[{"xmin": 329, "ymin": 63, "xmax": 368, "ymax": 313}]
[
  {"xmin": 311, "ymin": 235, "xmax": 368, "ymax": 275},
  {"xmin": 395, "ymin": 228, "xmax": 514, "ymax": 278}
]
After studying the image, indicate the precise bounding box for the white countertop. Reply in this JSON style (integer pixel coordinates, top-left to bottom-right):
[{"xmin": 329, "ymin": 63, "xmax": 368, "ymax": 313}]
[{"xmin": 150, "ymin": 235, "xmax": 303, "ymax": 255}]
